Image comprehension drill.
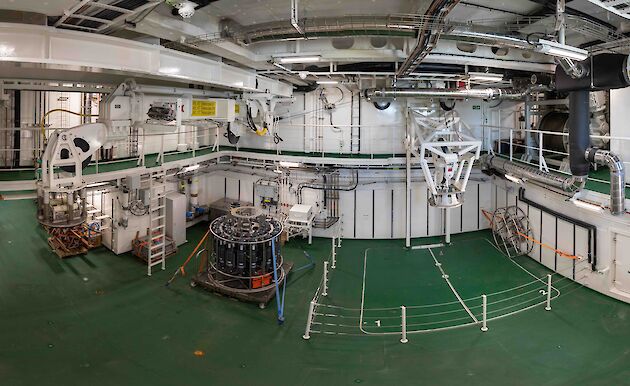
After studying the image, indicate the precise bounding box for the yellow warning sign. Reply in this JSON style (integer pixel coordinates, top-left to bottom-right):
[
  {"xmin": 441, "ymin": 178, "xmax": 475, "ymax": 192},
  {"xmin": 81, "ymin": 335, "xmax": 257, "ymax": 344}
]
[
  {"xmin": 235, "ymin": 104, "xmax": 240, "ymax": 114},
  {"xmin": 191, "ymin": 100, "xmax": 217, "ymax": 117}
]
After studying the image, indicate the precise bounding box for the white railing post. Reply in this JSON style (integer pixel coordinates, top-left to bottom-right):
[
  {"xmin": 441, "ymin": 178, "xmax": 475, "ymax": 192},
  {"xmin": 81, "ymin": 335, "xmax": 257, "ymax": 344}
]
[
  {"xmin": 545, "ymin": 274, "xmax": 552, "ymax": 311},
  {"xmin": 481, "ymin": 294, "xmax": 488, "ymax": 332},
  {"xmin": 322, "ymin": 261, "xmax": 329, "ymax": 296},
  {"xmin": 331, "ymin": 237, "xmax": 337, "ymax": 269},
  {"xmin": 509, "ymin": 129, "xmax": 513, "ymax": 161},
  {"xmin": 303, "ymin": 300, "xmax": 316, "ymax": 340},
  {"xmin": 400, "ymin": 305, "xmax": 408, "ymax": 343},
  {"xmin": 538, "ymin": 131, "xmax": 544, "ymax": 171}
]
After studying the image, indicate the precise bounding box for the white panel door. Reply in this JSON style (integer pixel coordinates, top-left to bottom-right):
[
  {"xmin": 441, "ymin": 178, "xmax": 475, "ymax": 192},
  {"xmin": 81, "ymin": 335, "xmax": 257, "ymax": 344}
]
[
  {"xmin": 613, "ymin": 232, "xmax": 630, "ymax": 294},
  {"xmin": 478, "ymin": 183, "xmax": 493, "ymax": 229},
  {"xmin": 556, "ymin": 219, "xmax": 575, "ymax": 278},
  {"xmin": 374, "ymin": 189, "xmax": 392, "ymax": 238},
  {"xmin": 355, "ymin": 190, "xmax": 374, "ymax": 239},
  {"xmin": 410, "ymin": 186, "xmax": 428, "ymax": 238},
  {"xmin": 461, "ymin": 182, "xmax": 480, "ymax": 232},
  {"xmin": 338, "ymin": 190, "xmax": 355, "ymax": 239},
  {"xmin": 392, "ymin": 188, "xmax": 406, "ymax": 239},
  {"xmin": 540, "ymin": 212, "xmax": 557, "ymax": 270},
  {"xmin": 428, "ymin": 201, "xmax": 444, "ymax": 236},
  {"xmin": 528, "ymin": 206, "xmax": 542, "ymax": 262},
  {"xmin": 225, "ymin": 177, "xmax": 239, "ymax": 200}
]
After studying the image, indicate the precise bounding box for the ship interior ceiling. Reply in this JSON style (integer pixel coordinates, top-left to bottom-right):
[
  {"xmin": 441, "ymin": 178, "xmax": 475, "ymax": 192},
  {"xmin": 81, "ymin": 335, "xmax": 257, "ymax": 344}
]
[{"xmin": 2, "ymin": 0, "xmax": 630, "ymax": 385}]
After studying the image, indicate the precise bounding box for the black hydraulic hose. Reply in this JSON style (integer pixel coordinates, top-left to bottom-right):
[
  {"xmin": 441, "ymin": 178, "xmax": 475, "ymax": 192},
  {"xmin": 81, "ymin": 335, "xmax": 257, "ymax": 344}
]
[
  {"xmin": 297, "ymin": 170, "xmax": 359, "ymax": 203},
  {"xmin": 568, "ymin": 90, "xmax": 591, "ymax": 178},
  {"xmin": 518, "ymin": 187, "xmax": 597, "ymax": 271}
]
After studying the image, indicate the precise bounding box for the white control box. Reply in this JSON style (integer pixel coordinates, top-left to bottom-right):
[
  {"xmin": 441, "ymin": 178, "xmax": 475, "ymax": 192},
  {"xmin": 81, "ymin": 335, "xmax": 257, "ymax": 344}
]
[{"xmin": 289, "ymin": 204, "xmax": 313, "ymax": 223}]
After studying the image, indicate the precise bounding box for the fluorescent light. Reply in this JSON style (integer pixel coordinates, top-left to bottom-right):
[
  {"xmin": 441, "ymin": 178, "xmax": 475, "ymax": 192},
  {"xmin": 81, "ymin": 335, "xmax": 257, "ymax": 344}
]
[
  {"xmin": 469, "ymin": 72, "xmax": 504, "ymax": 82},
  {"xmin": 279, "ymin": 161, "xmax": 301, "ymax": 168},
  {"xmin": 569, "ymin": 197, "xmax": 603, "ymax": 212},
  {"xmin": 387, "ymin": 24, "xmax": 416, "ymax": 30},
  {"xmin": 0, "ymin": 45, "xmax": 15, "ymax": 58},
  {"xmin": 504, "ymin": 174, "xmax": 523, "ymax": 184},
  {"xmin": 535, "ymin": 39, "xmax": 588, "ymax": 61},
  {"xmin": 158, "ymin": 67, "xmax": 181, "ymax": 75},
  {"xmin": 178, "ymin": 164, "xmax": 200, "ymax": 174},
  {"xmin": 277, "ymin": 56, "xmax": 321, "ymax": 64},
  {"xmin": 316, "ymin": 80, "xmax": 339, "ymax": 85}
]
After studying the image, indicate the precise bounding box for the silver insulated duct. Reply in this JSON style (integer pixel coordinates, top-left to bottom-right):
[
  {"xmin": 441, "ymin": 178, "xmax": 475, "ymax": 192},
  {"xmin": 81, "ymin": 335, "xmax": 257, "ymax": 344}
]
[
  {"xmin": 586, "ymin": 148, "xmax": 626, "ymax": 215},
  {"xmin": 482, "ymin": 154, "xmax": 586, "ymax": 193},
  {"xmin": 364, "ymin": 88, "xmax": 528, "ymax": 101}
]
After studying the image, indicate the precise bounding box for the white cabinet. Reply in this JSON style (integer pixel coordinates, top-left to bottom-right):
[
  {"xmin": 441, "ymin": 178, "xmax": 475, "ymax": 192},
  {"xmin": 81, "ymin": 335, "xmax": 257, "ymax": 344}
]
[{"xmin": 166, "ymin": 193, "xmax": 187, "ymax": 246}]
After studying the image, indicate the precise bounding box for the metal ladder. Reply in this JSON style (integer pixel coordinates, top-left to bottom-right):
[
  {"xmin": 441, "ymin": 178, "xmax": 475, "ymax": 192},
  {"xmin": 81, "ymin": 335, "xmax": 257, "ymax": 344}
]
[
  {"xmin": 147, "ymin": 169, "xmax": 167, "ymax": 276},
  {"xmin": 350, "ymin": 92, "xmax": 361, "ymax": 154}
]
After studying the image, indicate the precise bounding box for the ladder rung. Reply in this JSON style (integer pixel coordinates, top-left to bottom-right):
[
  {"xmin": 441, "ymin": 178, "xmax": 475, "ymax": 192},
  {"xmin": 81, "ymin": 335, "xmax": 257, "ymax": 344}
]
[
  {"xmin": 149, "ymin": 259, "xmax": 164, "ymax": 267},
  {"xmin": 151, "ymin": 242, "xmax": 165, "ymax": 249},
  {"xmin": 151, "ymin": 215, "xmax": 165, "ymax": 221},
  {"xmin": 153, "ymin": 224, "xmax": 165, "ymax": 230},
  {"xmin": 152, "ymin": 205, "xmax": 165, "ymax": 210}
]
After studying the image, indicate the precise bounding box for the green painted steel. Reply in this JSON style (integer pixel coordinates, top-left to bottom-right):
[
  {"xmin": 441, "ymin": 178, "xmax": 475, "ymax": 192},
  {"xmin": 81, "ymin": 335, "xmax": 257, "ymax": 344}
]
[{"xmin": 0, "ymin": 200, "xmax": 629, "ymax": 385}]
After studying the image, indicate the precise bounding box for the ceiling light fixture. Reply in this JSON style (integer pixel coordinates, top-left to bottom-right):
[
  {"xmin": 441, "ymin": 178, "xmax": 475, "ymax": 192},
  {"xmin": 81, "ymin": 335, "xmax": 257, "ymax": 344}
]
[
  {"xmin": 569, "ymin": 197, "xmax": 603, "ymax": 212},
  {"xmin": 176, "ymin": 1, "xmax": 197, "ymax": 18},
  {"xmin": 535, "ymin": 39, "xmax": 588, "ymax": 61},
  {"xmin": 178, "ymin": 164, "xmax": 200, "ymax": 174},
  {"xmin": 504, "ymin": 174, "xmax": 523, "ymax": 184},
  {"xmin": 468, "ymin": 72, "xmax": 504, "ymax": 82},
  {"xmin": 276, "ymin": 55, "xmax": 321, "ymax": 64},
  {"xmin": 316, "ymin": 80, "xmax": 339, "ymax": 85},
  {"xmin": 279, "ymin": 161, "xmax": 301, "ymax": 168}
]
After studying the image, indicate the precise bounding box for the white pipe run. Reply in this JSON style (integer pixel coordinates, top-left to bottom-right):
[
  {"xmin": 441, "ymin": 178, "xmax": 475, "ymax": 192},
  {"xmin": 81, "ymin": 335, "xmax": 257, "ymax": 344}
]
[
  {"xmin": 190, "ymin": 177, "xmax": 199, "ymax": 208},
  {"xmin": 364, "ymin": 87, "xmax": 533, "ymax": 101}
]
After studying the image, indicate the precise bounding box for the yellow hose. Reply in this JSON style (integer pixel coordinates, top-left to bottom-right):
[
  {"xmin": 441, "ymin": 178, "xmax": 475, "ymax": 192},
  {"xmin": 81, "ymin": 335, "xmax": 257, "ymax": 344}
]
[
  {"xmin": 255, "ymin": 127, "xmax": 268, "ymax": 136},
  {"xmin": 40, "ymin": 109, "xmax": 99, "ymax": 141}
]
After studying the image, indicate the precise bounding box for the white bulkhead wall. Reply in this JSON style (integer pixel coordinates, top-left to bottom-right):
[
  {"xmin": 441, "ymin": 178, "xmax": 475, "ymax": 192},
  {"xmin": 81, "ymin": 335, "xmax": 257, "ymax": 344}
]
[
  {"xmin": 224, "ymin": 86, "xmax": 519, "ymax": 155},
  {"xmin": 491, "ymin": 177, "xmax": 630, "ymax": 304}
]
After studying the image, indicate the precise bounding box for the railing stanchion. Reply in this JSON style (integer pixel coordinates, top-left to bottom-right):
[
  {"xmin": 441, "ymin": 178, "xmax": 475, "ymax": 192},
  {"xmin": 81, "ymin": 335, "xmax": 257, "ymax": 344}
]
[
  {"xmin": 538, "ymin": 131, "xmax": 544, "ymax": 170},
  {"xmin": 509, "ymin": 129, "xmax": 513, "ymax": 161},
  {"xmin": 400, "ymin": 305, "xmax": 408, "ymax": 343},
  {"xmin": 545, "ymin": 274, "xmax": 552, "ymax": 311},
  {"xmin": 303, "ymin": 300, "xmax": 316, "ymax": 340},
  {"xmin": 322, "ymin": 261, "xmax": 329, "ymax": 296},
  {"xmin": 331, "ymin": 237, "xmax": 337, "ymax": 269},
  {"xmin": 481, "ymin": 294, "xmax": 488, "ymax": 332}
]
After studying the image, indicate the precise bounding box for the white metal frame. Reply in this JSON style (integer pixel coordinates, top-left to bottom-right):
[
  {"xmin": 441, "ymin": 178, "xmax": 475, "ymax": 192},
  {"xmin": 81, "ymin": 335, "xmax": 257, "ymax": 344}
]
[{"xmin": 410, "ymin": 112, "xmax": 481, "ymax": 208}]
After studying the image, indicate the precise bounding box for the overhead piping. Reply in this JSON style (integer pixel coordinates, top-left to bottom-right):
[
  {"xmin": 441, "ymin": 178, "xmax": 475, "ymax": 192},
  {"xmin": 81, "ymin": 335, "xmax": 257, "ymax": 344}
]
[
  {"xmin": 396, "ymin": 0, "xmax": 462, "ymax": 76},
  {"xmin": 586, "ymin": 148, "xmax": 626, "ymax": 215},
  {"xmin": 364, "ymin": 86, "xmax": 549, "ymax": 101},
  {"xmin": 482, "ymin": 154, "xmax": 586, "ymax": 193}
]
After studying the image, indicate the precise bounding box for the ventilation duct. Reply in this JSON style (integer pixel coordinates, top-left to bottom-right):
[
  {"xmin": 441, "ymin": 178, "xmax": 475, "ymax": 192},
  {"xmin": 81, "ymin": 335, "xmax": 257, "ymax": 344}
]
[
  {"xmin": 364, "ymin": 87, "xmax": 540, "ymax": 101},
  {"xmin": 481, "ymin": 154, "xmax": 586, "ymax": 193},
  {"xmin": 586, "ymin": 148, "xmax": 626, "ymax": 215},
  {"xmin": 556, "ymin": 54, "xmax": 630, "ymax": 92},
  {"xmin": 568, "ymin": 91, "xmax": 591, "ymax": 178}
]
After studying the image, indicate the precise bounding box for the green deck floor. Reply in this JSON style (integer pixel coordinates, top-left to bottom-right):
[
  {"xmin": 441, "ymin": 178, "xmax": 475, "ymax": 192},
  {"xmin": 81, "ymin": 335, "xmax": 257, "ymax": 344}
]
[{"xmin": 1, "ymin": 200, "xmax": 629, "ymax": 385}]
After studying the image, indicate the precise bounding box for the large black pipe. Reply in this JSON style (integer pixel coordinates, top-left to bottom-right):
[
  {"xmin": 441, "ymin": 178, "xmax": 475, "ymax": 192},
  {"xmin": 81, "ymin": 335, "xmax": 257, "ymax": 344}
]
[
  {"xmin": 556, "ymin": 54, "xmax": 630, "ymax": 92},
  {"xmin": 568, "ymin": 90, "xmax": 591, "ymax": 177}
]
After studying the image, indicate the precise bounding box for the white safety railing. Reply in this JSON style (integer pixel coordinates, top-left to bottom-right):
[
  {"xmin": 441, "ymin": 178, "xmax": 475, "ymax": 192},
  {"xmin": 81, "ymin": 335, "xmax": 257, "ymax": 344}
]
[
  {"xmin": 301, "ymin": 248, "xmax": 587, "ymax": 341},
  {"xmin": 487, "ymin": 124, "xmax": 630, "ymax": 189}
]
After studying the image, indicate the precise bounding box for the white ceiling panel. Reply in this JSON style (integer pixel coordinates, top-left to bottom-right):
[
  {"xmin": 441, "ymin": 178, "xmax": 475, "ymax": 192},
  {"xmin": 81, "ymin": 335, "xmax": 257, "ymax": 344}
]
[
  {"xmin": 205, "ymin": 0, "xmax": 432, "ymax": 25},
  {"xmin": 0, "ymin": 0, "xmax": 78, "ymax": 15}
]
